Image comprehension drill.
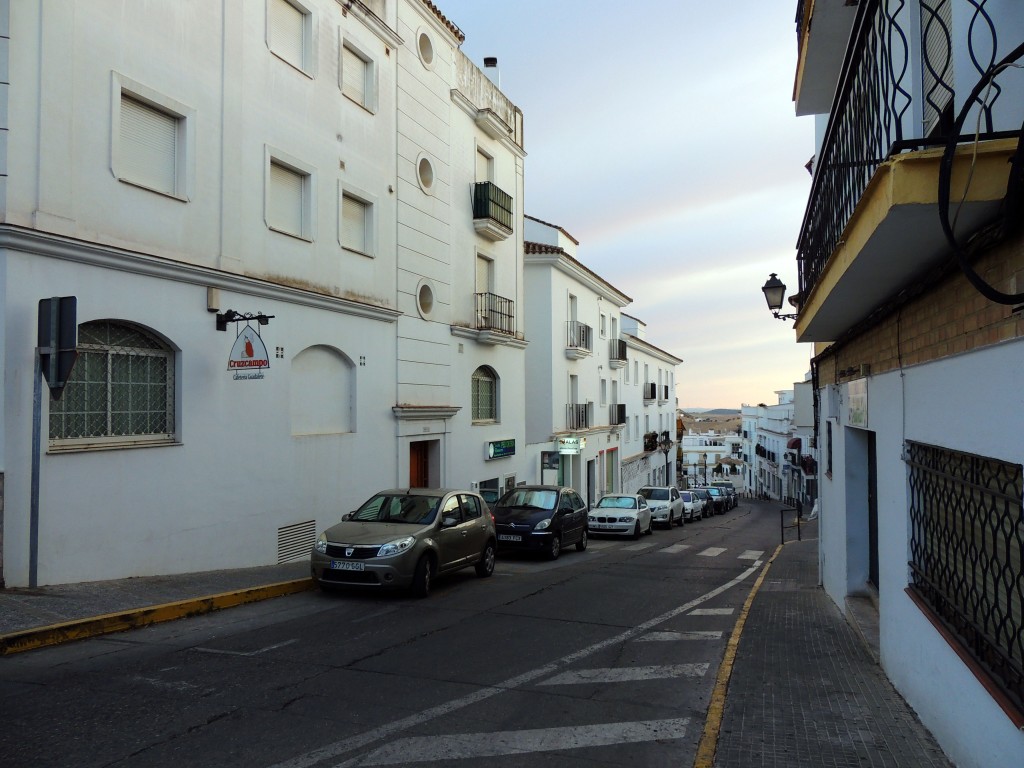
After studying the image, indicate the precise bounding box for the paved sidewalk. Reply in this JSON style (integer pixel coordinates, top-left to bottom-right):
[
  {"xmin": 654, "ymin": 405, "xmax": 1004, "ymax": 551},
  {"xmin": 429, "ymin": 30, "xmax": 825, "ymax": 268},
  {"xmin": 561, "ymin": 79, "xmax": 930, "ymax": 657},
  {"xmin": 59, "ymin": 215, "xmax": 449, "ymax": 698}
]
[
  {"xmin": 713, "ymin": 517, "xmax": 953, "ymax": 768},
  {"xmin": 0, "ymin": 510, "xmax": 955, "ymax": 767}
]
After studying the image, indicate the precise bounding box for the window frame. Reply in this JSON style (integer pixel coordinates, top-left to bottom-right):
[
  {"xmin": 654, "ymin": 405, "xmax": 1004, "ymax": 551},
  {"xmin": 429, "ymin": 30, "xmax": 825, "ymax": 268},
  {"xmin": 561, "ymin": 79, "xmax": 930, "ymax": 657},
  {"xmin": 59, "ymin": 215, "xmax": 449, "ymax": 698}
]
[
  {"xmin": 110, "ymin": 74, "xmax": 194, "ymax": 201},
  {"xmin": 339, "ymin": 182, "xmax": 377, "ymax": 257},
  {"xmin": 48, "ymin": 320, "xmax": 177, "ymax": 452},
  {"xmin": 471, "ymin": 366, "xmax": 499, "ymax": 424},
  {"xmin": 266, "ymin": 147, "xmax": 316, "ymax": 241},
  {"xmin": 340, "ymin": 35, "xmax": 377, "ymax": 113},
  {"xmin": 267, "ymin": 0, "xmax": 316, "ymax": 77}
]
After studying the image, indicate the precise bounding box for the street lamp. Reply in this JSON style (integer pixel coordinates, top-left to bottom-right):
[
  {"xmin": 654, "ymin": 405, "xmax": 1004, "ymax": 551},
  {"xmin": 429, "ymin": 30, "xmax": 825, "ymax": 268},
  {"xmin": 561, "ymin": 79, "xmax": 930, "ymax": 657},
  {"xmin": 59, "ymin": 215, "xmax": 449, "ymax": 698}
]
[
  {"xmin": 761, "ymin": 273, "xmax": 798, "ymax": 321},
  {"xmin": 658, "ymin": 431, "xmax": 672, "ymax": 486},
  {"xmin": 700, "ymin": 452, "xmax": 708, "ymax": 485}
]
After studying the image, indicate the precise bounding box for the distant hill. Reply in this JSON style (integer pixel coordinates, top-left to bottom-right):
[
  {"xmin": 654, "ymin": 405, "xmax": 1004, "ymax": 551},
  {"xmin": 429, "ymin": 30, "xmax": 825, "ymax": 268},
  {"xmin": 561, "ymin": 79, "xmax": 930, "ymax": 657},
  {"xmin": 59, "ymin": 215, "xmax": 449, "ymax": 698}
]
[{"xmin": 682, "ymin": 408, "xmax": 740, "ymax": 416}]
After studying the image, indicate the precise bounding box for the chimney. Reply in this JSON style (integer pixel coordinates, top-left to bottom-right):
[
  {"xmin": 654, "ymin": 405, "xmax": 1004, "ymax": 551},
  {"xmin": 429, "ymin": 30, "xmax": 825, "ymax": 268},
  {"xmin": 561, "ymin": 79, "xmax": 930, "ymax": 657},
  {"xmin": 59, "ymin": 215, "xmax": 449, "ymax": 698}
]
[{"xmin": 483, "ymin": 56, "xmax": 500, "ymax": 88}]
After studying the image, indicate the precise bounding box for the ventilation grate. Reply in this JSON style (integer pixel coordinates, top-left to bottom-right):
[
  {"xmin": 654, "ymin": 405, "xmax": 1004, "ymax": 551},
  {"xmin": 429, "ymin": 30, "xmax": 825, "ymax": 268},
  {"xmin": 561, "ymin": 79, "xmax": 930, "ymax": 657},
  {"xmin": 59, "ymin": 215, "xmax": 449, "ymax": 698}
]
[{"xmin": 278, "ymin": 519, "xmax": 317, "ymax": 564}]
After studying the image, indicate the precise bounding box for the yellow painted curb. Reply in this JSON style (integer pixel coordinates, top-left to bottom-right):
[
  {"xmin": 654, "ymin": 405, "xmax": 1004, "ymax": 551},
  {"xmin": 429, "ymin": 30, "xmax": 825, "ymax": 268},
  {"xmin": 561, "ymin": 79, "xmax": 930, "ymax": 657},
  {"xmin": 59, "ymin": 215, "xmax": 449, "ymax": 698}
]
[
  {"xmin": 692, "ymin": 544, "xmax": 784, "ymax": 768},
  {"xmin": 0, "ymin": 578, "xmax": 315, "ymax": 656}
]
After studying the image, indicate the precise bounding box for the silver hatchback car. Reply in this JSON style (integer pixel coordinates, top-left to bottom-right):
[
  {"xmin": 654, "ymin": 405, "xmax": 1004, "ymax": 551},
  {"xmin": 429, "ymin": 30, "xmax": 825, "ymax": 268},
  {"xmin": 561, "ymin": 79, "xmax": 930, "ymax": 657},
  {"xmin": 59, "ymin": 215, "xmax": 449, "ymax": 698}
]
[{"xmin": 311, "ymin": 488, "xmax": 496, "ymax": 598}]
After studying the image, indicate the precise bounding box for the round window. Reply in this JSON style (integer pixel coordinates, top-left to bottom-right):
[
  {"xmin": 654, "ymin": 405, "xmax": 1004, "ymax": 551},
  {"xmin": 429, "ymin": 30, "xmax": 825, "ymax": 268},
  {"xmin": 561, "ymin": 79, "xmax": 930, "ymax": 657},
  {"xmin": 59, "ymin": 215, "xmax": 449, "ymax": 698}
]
[
  {"xmin": 417, "ymin": 155, "xmax": 435, "ymax": 193},
  {"xmin": 418, "ymin": 31, "xmax": 434, "ymax": 67},
  {"xmin": 417, "ymin": 281, "xmax": 435, "ymax": 318}
]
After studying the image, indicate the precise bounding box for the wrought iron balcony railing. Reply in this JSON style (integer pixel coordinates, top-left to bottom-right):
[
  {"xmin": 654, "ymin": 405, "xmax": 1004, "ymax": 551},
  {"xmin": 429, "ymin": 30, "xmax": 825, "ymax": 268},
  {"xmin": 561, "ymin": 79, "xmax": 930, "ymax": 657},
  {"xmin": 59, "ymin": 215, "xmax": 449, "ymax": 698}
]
[
  {"xmin": 566, "ymin": 403, "xmax": 590, "ymax": 431},
  {"xmin": 610, "ymin": 339, "xmax": 627, "ymax": 362},
  {"xmin": 796, "ymin": 0, "xmax": 1009, "ymax": 302},
  {"xmin": 610, "ymin": 403, "xmax": 626, "ymax": 426},
  {"xmin": 472, "ymin": 181, "xmax": 513, "ymax": 234},
  {"xmin": 474, "ymin": 292, "xmax": 515, "ymax": 336},
  {"xmin": 566, "ymin": 320, "xmax": 592, "ymax": 352},
  {"xmin": 643, "ymin": 383, "xmax": 656, "ymax": 401}
]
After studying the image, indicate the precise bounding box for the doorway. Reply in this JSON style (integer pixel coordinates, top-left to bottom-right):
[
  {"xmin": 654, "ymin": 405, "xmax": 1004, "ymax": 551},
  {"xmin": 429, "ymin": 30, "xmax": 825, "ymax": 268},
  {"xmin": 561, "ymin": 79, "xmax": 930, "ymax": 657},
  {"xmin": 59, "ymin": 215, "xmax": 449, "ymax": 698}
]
[{"xmin": 409, "ymin": 441, "xmax": 433, "ymax": 488}]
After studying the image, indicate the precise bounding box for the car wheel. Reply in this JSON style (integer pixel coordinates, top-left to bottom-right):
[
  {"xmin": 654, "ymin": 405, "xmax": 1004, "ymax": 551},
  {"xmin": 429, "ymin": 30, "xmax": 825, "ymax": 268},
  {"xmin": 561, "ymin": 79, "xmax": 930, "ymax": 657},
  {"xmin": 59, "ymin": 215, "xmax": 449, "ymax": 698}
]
[
  {"xmin": 547, "ymin": 534, "xmax": 562, "ymax": 560},
  {"xmin": 412, "ymin": 554, "xmax": 433, "ymax": 598},
  {"xmin": 631, "ymin": 521, "xmax": 641, "ymax": 540},
  {"xmin": 475, "ymin": 541, "xmax": 495, "ymax": 577},
  {"xmin": 575, "ymin": 528, "xmax": 588, "ymax": 552},
  {"xmin": 646, "ymin": 517, "xmax": 654, "ymax": 535},
  {"xmin": 675, "ymin": 510, "xmax": 683, "ymax": 527}
]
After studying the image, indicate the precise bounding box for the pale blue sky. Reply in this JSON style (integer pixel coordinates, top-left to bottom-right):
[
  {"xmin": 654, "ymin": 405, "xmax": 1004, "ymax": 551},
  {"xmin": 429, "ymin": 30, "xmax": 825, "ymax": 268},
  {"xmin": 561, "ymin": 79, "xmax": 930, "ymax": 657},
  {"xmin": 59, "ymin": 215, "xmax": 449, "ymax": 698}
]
[{"xmin": 440, "ymin": 0, "xmax": 816, "ymax": 408}]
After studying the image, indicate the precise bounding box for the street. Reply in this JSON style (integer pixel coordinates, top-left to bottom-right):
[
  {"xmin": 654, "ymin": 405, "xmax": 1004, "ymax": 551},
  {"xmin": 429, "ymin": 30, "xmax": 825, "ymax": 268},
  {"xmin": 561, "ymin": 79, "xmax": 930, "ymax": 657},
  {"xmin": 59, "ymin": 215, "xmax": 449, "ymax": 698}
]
[{"xmin": 0, "ymin": 501, "xmax": 782, "ymax": 768}]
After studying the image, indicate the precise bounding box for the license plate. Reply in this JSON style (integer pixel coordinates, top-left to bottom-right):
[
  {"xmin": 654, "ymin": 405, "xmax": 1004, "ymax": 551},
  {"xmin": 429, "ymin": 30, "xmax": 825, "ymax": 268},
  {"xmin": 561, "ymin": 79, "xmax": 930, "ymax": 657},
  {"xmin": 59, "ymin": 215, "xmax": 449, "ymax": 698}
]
[
  {"xmin": 498, "ymin": 534, "xmax": 522, "ymax": 542},
  {"xmin": 329, "ymin": 560, "xmax": 365, "ymax": 571},
  {"xmin": 592, "ymin": 523, "xmax": 609, "ymax": 529}
]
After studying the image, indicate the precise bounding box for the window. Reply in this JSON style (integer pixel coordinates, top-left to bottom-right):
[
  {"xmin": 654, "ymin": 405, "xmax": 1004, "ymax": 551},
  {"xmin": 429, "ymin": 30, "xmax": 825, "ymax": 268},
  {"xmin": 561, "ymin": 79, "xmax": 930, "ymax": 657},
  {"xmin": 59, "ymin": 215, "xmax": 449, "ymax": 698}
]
[
  {"xmin": 476, "ymin": 148, "xmax": 493, "ymax": 182},
  {"xmin": 471, "ymin": 367, "xmax": 497, "ymax": 422},
  {"xmin": 49, "ymin": 321, "xmax": 174, "ymax": 447},
  {"xmin": 600, "ymin": 379, "xmax": 607, "ymax": 407},
  {"xmin": 599, "ymin": 313, "xmax": 607, "ymax": 338},
  {"xmin": 268, "ymin": 159, "xmax": 313, "ymax": 240},
  {"xmin": 269, "ymin": 0, "xmax": 313, "ymax": 74},
  {"xmin": 341, "ymin": 191, "xmax": 372, "ymax": 255},
  {"xmin": 112, "ymin": 77, "xmax": 193, "ymax": 201},
  {"xmin": 475, "ymin": 255, "xmax": 494, "ymax": 294},
  {"xmin": 341, "ymin": 42, "xmax": 374, "ymax": 111}
]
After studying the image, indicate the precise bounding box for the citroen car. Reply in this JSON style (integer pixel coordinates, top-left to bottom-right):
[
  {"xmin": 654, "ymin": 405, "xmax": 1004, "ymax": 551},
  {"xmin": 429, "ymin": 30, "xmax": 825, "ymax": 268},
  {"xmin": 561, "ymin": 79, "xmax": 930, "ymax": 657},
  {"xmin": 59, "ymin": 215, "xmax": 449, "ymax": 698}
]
[
  {"xmin": 311, "ymin": 488, "xmax": 496, "ymax": 598},
  {"xmin": 492, "ymin": 485, "xmax": 588, "ymax": 560}
]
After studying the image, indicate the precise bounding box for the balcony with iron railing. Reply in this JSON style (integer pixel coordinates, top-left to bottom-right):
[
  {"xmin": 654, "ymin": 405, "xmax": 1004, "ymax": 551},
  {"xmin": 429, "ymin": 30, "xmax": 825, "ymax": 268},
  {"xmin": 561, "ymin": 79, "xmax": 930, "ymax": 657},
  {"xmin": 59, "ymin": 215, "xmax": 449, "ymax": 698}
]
[
  {"xmin": 472, "ymin": 181, "xmax": 513, "ymax": 241},
  {"xmin": 609, "ymin": 338, "xmax": 627, "ymax": 369},
  {"xmin": 475, "ymin": 292, "xmax": 515, "ymax": 336},
  {"xmin": 793, "ymin": 0, "xmax": 1021, "ymax": 342},
  {"xmin": 566, "ymin": 403, "xmax": 590, "ymax": 431},
  {"xmin": 565, "ymin": 320, "xmax": 593, "ymax": 360},
  {"xmin": 609, "ymin": 403, "xmax": 626, "ymax": 426},
  {"xmin": 643, "ymin": 382, "xmax": 657, "ymax": 402}
]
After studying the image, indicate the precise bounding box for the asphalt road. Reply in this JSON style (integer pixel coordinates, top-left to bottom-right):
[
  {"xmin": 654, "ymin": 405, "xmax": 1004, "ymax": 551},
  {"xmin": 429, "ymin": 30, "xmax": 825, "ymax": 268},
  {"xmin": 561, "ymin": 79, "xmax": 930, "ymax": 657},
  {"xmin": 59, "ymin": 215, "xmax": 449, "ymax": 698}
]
[{"xmin": 0, "ymin": 501, "xmax": 781, "ymax": 768}]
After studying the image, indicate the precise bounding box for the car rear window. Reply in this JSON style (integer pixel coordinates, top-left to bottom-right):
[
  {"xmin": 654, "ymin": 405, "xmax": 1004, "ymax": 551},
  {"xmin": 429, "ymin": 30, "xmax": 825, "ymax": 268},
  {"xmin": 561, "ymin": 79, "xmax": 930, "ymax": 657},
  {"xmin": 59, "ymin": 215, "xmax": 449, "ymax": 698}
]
[
  {"xmin": 638, "ymin": 488, "xmax": 669, "ymax": 500},
  {"xmin": 682, "ymin": 492, "xmax": 693, "ymax": 501}
]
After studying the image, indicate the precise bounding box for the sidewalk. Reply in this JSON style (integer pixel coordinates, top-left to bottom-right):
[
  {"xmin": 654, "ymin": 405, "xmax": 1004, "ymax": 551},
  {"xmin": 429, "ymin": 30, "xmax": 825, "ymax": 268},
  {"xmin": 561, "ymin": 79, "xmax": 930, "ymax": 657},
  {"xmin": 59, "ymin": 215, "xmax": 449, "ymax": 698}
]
[{"xmin": 0, "ymin": 512, "xmax": 954, "ymax": 767}]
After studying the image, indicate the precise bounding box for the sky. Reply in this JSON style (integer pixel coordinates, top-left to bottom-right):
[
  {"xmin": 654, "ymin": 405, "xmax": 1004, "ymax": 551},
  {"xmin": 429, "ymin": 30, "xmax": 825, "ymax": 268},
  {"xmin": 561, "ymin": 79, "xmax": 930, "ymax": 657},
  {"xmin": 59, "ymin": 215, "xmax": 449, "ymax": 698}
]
[{"xmin": 438, "ymin": 0, "xmax": 816, "ymax": 409}]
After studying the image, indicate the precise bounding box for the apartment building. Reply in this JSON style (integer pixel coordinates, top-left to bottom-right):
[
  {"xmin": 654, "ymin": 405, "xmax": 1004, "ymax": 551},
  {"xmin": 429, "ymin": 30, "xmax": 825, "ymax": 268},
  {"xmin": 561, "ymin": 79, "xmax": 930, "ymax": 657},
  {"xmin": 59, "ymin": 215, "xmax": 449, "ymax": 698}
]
[{"xmin": 791, "ymin": 1, "xmax": 1024, "ymax": 763}]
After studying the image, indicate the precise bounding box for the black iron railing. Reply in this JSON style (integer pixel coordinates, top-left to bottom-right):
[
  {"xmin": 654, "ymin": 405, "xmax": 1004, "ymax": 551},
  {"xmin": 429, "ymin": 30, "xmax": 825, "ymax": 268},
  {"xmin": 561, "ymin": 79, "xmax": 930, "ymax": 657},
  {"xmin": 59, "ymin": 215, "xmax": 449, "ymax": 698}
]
[
  {"xmin": 474, "ymin": 292, "xmax": 515, "ymax": 336},
  {"xmin": 566, "ymin": 320, "xmax": 592, "ymax": 352},
  {"xmin": 472, "ymin": 182, "xmax": 513, "ymax": 233},
  {"xmin": 610, "ymin": 403, "xmax": 626, "ymax": 425},
  {"xmin": 567, "ymin": 403, "xmax": 589, "ymax": 431},
  {"xmin": 643, "ymin": 382, "xmax": 656, "ymax": 401},
  {"xmin": 610, "ymin": 338, "xmax": 627, "ymax": 363},
  {"xmin": 907, "ymin": 441, "xmax": 1023, "ymax": 713},
  {"xmin": 797, "ymin": 0, "xmax": 1004, "ymax": 302}
]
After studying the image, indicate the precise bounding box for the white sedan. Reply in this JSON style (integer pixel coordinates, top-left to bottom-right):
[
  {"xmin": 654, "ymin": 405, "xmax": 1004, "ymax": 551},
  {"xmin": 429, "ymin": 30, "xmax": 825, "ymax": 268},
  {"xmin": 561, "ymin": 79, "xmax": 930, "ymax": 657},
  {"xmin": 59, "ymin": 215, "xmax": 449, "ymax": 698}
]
[
  {"xmin": 638, "ymin": 486, "xmax": 684, "ymax": 527},
  {"xmin": 588, "ymin": 494, "xmax": 653, "ymax": 539}
]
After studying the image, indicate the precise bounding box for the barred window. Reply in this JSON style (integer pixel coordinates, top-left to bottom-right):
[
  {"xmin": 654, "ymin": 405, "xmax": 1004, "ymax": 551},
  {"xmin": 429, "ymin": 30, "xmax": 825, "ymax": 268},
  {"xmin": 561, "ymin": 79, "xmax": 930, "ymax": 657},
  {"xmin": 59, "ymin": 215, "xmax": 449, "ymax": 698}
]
[
  {"xmin": 471, "ymin": 367, "xmax": 497, "ymax": 423},
  {"xmin": 49, "ymin": 321, "xmax": 175, "ymax": 446},
  {"xmin": 907, "ymin": 442, "xmax": 1023, "ymax": 714}
]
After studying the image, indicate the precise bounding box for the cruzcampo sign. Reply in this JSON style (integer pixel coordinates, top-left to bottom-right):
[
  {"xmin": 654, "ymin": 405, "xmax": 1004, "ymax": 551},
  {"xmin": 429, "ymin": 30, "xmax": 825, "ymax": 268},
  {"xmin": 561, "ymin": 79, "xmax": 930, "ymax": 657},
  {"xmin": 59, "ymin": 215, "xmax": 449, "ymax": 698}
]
[{"xmin": 228, "ymin": 325, "xmax": 270, "ymax": 380}]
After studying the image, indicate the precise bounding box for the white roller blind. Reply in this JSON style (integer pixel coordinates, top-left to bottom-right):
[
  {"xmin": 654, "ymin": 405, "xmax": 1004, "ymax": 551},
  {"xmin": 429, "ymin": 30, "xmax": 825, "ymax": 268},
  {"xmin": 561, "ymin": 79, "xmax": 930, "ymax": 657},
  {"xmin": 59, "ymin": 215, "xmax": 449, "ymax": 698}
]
[
  {"xmin": 476, "ymin": 150, "xmax": 491, "ymax": 182},
  {"xmin": 270, "ymin": 0, "xmax": 305, "ymax": 69},
  {"xmin": 476, "ymin": 256, "xmax": 491, "ymax": 293},
  {"xmin": 270, "ymin": 162, "xmax": 304, "ymax": 236},
  {"xmin": 342, "ymin": 46, "xmax": 367, "ymax": 105},
  {"xmin": 342, "ymin": 194, "xmax": 367, "ymax": 252},
  {"xmin": 120, "ymin": 95, "xmax": 177, "ymax": 194}
]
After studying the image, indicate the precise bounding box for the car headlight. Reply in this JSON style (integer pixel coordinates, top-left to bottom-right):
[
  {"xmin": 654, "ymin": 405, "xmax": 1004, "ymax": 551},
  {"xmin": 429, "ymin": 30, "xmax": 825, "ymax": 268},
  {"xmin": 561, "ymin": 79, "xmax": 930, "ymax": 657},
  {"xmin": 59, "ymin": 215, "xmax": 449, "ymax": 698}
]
[
  {"xmin": 314, "ymin": 533, "xmax": 328, "ymax": 554},
  {"xmin": 534, "ymin": 518, "xmax": 551, "ymax": 531},
  {"xmin": 377, "ymin": 536, "xmax": 416, "ymax": 557}
]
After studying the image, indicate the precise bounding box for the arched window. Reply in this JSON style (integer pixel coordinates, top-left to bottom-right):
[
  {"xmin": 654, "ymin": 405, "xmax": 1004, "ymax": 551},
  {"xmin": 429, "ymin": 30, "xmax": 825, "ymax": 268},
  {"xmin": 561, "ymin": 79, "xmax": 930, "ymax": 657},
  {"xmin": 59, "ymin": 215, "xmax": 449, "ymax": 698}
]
[
  {"xmin": 471, "ymin": 366, "xmax": 498, "ymax": 423},
  {"xmin": 49, "ymin": 320, "xmax": 174, "ymax": 446}
]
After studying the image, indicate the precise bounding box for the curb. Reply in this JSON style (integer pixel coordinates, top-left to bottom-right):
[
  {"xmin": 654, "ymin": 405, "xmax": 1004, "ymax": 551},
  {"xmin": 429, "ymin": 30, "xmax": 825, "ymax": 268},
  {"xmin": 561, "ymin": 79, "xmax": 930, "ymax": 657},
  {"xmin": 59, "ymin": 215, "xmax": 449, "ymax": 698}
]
[{"xmin": 0, "ymin": 578, "xmax": 316, "ymax": 656}]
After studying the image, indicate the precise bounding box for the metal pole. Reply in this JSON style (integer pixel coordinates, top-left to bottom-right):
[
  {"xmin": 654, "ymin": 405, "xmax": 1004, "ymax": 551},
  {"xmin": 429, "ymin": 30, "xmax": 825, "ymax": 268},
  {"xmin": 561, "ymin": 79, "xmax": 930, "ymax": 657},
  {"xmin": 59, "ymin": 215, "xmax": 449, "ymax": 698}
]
[{"xmin": 30, "ymin": 351, "xmax": 42, "ymax": 588}]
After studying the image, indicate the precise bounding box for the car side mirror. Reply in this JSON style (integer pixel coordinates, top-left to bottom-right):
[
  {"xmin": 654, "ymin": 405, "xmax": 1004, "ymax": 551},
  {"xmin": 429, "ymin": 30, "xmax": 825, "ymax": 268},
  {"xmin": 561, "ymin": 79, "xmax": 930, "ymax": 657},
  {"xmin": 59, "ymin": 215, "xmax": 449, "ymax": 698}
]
[
  {"xmin": 441, "ymin": 515, "xmax": 459, "ymax": 528},
  {"xmin": 342, "ymin": 512, "xmax": 354, "ymax": 521}
]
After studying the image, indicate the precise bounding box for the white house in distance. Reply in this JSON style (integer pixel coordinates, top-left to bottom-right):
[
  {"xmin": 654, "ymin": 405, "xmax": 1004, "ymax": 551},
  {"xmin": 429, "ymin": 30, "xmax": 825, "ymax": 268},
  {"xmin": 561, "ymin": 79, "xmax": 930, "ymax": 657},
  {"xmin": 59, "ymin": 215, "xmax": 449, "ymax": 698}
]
[
  {"xmin": 0, "ymin": 0, "xmax": 526, "ymax": 587},
  {"xmin": 680, "ymin": 430, "xmax": 743, "ymax": 489}
]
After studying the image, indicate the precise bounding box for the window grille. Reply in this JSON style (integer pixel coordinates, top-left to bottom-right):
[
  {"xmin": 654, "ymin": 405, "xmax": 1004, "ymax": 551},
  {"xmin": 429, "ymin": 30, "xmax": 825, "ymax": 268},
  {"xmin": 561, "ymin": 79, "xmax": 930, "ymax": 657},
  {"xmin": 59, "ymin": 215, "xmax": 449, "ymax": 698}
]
[
  {"xmin": 471, "ymin": 367, "xmax": 497, "ymax": 422},
  {"xmin": 49, "ymin": 321, "xmax": 174, "ymax": 445},
  {"xmin": 907, "ymin": 441, "xmax": 1024, "ymax": 713}
]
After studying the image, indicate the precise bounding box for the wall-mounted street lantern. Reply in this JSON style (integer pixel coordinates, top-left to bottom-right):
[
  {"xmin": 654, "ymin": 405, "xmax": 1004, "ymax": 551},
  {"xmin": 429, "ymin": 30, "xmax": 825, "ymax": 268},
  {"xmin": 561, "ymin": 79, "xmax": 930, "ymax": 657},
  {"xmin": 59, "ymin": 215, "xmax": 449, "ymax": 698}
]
[
  {"xmin": 761, "ymin": 273, "xmax": 798, "ymax": 321},
  {"xmin": 216, "ymin": 309, "xmax": 275, "ymax": 332},
  {"xmin": 658, "ymin": 431, "xmax": 672, "ymax": 486}
]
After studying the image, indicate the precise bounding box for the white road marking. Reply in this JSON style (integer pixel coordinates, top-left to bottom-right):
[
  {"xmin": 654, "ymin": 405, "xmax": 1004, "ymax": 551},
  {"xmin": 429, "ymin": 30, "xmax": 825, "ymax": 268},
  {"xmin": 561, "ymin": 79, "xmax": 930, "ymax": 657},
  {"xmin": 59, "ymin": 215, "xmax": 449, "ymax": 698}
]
[
  {"xmin": 586, "ymin": 541, "xmax": 616, "ymax": 550},
  {"xmin": 659, "ymin": 543, "xmax": 691, "ymax": 553},
  {"xmin": 636, "ymin": 630, "xmax": 723, "ymax": 642},
  {"xmin": 689, "ymin": 608, "xmax": 734, "ymax": 616},
  {"xmin": 190, "ymin": 639, "xmax": 298, "ymax": 657},
  {"xmin": 698, "ymin": 547, "xmax": 727, "ymax": 557},
  {"xmin": 623, "ymin": 542, "xmax": 654, "ymax": 551},
  {"xmin": 540, "ymin": 663, "xmax": 709, "ymax": 685},
  {"xmin": 267, "ymin": 564, "xmax": 760, "ymax": 768},
  {"xmin": 357, "ymin": 718, "xmax": 691, "ymax": 765},
  {"xmin": 738, "ymin": 550, "xmax": 764, "ymax": 561}
]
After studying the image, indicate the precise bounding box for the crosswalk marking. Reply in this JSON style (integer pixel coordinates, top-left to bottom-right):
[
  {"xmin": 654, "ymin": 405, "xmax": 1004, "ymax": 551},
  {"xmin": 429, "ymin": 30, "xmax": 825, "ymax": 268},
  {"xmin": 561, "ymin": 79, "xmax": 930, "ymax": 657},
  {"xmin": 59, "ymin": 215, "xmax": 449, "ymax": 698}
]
[
  {"xmin": 636, "ymin": 630, "xmax": 723, "ymax": 642},
  {"xmin": 623, "ymin": 542, "xmax": 654, "ymax": 551},
  {"xmin": 689, "ymin": 607, "xmax": 734, "ymax": 616},
  {"xmin": 738, "ymin": 550, "xmax": 764, "ymax": 560},
  {"xmin": 355, "ymin": 719, "xmax": 691, "ymax": 765},
  {"xmin": 698, "ymin": 547, "xmax": 727, "ymax": 557},
  {"xmin": 540, "ymin": 663, "xmax": 709, "ymax": 686},
  {"xmin": 659, "ymin": 543, "xmax": 691, "ymax": 553}
]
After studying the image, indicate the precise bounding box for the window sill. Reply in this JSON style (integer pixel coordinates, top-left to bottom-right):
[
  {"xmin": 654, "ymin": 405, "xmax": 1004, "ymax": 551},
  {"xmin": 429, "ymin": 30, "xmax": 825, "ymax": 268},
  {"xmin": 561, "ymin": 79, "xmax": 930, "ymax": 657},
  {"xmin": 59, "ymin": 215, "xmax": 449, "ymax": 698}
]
[{"xmin": 48, "ymin": 437, "xmax": 180, "ymax": 454}]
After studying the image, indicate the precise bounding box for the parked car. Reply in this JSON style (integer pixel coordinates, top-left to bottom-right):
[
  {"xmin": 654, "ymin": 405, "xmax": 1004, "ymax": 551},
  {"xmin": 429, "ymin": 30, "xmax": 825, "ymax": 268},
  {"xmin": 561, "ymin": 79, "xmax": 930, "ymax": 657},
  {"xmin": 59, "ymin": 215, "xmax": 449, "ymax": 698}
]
[
  {"xmin": 700, "ymin": 486, "xmax": 729, "ymax": 514},
  {"xmin": 680, "ymin": 490, "xmax": 704, "ymax": 522},
  {"xmin": 311, "ymin": 488, "xmax": 496, "ymax": 598},
  {"xmin": 588, "ymin": 493, "xmax": 653, "ymax": 539},
  {"xmin": 711, "ymin": 482, "xmax": 738, "ymax": 509},
  {"xmin": 637, "ymin": 486, "xmax": 684, "ymax": 528},
  {"xmin": 492, "ymin": 485, "xmax": 588, "ymax": 560},
  {"xmin": 692, "ymin": 488, "xmax": 714, "ymax": 515},
  {"xmin": 479, "ymin": 488, "xmax": 501, "ymax": 506}
]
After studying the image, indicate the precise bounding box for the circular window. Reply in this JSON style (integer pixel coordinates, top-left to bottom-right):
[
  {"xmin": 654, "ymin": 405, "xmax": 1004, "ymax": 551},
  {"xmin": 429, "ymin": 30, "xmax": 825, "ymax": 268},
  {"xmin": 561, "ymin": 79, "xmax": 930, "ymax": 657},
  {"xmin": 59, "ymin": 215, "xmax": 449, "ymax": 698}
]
[
  {"xmin": 417, "ymin": 31, "xmax": 434, "ymax": 67},
  {"xmin": 417, "ymin": 280, "xmax": 435, "ymax": 319},
  {"xmin": 417, "ymin": 155, "xmax": 435, "ymax": 194}
]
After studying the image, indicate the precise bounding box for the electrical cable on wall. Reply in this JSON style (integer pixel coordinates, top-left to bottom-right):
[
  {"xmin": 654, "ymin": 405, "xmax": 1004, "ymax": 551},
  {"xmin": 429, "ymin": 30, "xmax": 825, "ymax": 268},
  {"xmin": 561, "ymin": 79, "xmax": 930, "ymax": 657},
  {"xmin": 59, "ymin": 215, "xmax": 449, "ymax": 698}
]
[{"xmin": 937, "ymin": 40, "xmax": 1024, "ymax": 305}]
